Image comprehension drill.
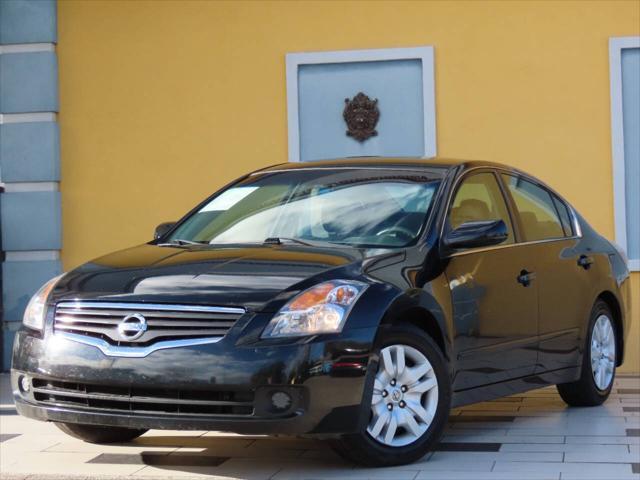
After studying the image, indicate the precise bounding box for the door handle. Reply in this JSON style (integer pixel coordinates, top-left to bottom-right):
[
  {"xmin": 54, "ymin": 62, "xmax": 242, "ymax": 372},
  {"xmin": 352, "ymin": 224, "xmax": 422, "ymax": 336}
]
[
  {"xmin": 578, "ymin": 254, "xmax": 593, "ymax": 270},
  {"xmin": 517, "ymin": 269, "xmax": 536, "ymax": 287}
]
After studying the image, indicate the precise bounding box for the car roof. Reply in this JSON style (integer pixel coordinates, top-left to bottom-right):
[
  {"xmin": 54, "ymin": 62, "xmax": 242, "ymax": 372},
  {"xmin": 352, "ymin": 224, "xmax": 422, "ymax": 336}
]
[{"xmin": 257, "ymin": 157, "xmax": 513, "ymax": 174}]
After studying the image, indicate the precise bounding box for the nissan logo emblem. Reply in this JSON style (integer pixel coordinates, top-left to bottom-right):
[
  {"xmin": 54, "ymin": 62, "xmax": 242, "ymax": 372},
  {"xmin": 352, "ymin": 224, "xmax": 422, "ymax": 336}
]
[{"xmin": 117, "ymin": 313, "xmax": 148, "ymax": 341}]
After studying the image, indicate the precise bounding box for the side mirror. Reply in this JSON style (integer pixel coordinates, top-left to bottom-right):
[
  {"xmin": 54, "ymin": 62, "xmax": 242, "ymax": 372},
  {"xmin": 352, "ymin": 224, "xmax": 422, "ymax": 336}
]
[
  {"xmin": 443, "ymin": 219, "xmax": 508, "ymax": 250},
  {"xmin": 154, "ymin": 222, "xmax": 176, "ymax": 240}
]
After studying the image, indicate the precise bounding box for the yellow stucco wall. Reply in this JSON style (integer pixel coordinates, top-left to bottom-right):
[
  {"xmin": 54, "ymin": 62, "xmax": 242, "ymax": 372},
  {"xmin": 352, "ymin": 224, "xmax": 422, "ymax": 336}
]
[{"xmin": 56, "ymin": 0, "xmax": 639, "ymax": 372}]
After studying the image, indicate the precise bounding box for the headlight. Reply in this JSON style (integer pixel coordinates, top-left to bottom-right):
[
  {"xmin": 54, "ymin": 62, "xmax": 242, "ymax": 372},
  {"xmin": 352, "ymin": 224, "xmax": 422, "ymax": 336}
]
[
  {"xmin": 261, "ymin": 280, "xmax": 368, "ymax": 338},
  {"xmin": 23, "ymin": 274, "xmax": 64, "ymax": 331}
]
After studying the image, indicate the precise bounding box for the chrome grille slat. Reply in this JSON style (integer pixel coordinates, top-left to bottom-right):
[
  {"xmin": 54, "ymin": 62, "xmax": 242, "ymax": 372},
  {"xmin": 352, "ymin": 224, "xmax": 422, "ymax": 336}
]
[
  {"xmin": 56, "ymin": 316, "xmax": 235, "ymax": 328},
  {"xmin": 56, "ymin": 309, "xmax": 240, "ymax": 320},
  {"xmin": 54, "ymin": 301, "xmax": 245, "ymax": 347}
]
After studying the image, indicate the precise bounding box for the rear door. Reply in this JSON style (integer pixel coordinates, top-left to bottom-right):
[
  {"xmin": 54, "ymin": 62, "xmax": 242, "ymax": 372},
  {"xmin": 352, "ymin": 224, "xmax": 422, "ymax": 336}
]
[
  {"xmin": 445, "ymin": 171, "xmax": 539, "ymax": 390},
  {"xmin": 500, "ymin": 174, "xmax": 591, "ymax": 373}
]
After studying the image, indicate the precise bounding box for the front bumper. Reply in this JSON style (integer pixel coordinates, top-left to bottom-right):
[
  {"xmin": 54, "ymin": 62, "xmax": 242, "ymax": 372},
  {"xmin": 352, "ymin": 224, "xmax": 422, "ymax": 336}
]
[{"xmin": 11, "ymin": 324, "xmax": 378, "ymax": 436}]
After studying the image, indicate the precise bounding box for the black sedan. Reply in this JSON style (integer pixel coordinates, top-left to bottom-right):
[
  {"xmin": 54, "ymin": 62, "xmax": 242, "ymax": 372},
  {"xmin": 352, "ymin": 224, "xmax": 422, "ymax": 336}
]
[{"xmin": 12, "ymin": 158, "xmax": 631, "ymax": 466}]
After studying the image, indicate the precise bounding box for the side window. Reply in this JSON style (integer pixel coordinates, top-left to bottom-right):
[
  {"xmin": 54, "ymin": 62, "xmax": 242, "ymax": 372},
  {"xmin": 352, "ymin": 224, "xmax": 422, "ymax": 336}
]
[
  {"xmin": 551, "ymin": 195, "xmax": 574, "ymax": 237},
  {"xmin": 501, "ymin": 174, "xmax": 565, "ymax": 241},
  {"xmin": 449, "ymin": 172, "xmax": 514, "ymax": 245}
]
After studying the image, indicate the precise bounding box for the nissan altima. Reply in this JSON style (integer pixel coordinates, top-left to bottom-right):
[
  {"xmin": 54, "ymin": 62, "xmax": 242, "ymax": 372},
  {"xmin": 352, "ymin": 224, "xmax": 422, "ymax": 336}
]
[{"xmin": 12, "ymin": 158, "xmax": 631, "ymax": 466}]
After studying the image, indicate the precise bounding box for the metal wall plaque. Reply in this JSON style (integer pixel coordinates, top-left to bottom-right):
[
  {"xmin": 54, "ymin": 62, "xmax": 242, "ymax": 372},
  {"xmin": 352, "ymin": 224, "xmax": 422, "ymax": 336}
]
[{"xmin": 343, "ymin": 92, "xmax": 380, "ymax": 142}]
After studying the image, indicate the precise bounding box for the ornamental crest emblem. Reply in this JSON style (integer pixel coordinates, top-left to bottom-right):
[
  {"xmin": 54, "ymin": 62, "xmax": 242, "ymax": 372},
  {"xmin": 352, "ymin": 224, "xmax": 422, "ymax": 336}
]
[{"xmin": 343, "ymin": 92, "xmax": 380, "ymax": 142}]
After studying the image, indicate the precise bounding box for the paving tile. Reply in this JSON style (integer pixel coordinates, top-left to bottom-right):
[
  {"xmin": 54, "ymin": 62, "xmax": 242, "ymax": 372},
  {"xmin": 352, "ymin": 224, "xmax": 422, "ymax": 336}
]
[
  {"xmin": 435, "ymin": 442, "xmax": 501, "ymax": 452},
  {"xmin": 133, "ymin": 457, "xmax": 288, "ymax": 479},
  {"xmin": 0, "ymin": 433, "xmax": 66, "ymax": 452},
  {"xmin": 441, "ymin": 433, "xmax": 565, "ymax": 444},
  {"xmin": 493, "ymin": 460, "xmax": 634, "ymax": 475},
  {"xmin": 0, "ymin": 433, "xmax": 20, "ymax": 442},
  {"xmin": 619, "ymin": 389, "xmax": 640, "ymax": 395},
  {"xmin": 412, "ymin": 457, "xmax": 494, "ymax": 471},
  {"xmin": 565, "ymin": 435, "xmax": 639, "ymax": 445},
  {"xmin": 1, "ymin": 451, "xmax": 144, "ymax": 476},
  {"xmin": 449, "ymin": 415, "xmax": 515, "ymax": 423},
  {"xmin": 274, "ymin": 463, "xmax": 419, "ymax": 480},
  {"xmin": 431, "ymin": 450, "xmax": 563, "ymax": 462},
  {"xmin": 44, "ymin": 440, "xmax": 181, "ymax": 454},
  {"xmin": 415, "ymin": 473, "xmax": 559, "ymax": 480},
  {"xmin": 624, "ymin": 407, "xmax": 640, "ymax": 413},
  {"xmin": 564, "ymin": 450, "xmax": 640, "ymax": 463},
  {"xmin": 88, "ymin": 452, "xmax": 230, "ymax": 466},
  {"xmin": 560, "ymin": 473, "xmax": 640, "ymax": 480},
  {"xmin": 500, "ymin": 442, "xmax": 630, "ymax": 454},
  {"xmin": 134, "ymin": 435, "xmax": 253, "ymax": 449},
  {"xmin": 443, "ymin": 428, "xmax": 509, "ymax": 436}
]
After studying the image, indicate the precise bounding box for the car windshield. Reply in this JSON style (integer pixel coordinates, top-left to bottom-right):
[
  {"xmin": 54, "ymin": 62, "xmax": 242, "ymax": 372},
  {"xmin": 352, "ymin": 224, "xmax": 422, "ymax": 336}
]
[{"xmin": 167, "ymin": 168, "xmax": 442, "ymax": 248}]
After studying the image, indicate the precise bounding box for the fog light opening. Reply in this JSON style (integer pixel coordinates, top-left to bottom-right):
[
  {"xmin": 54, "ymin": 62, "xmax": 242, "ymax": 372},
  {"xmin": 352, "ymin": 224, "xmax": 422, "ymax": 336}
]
[
  {"xmin": 19, "ymin": 376, "xmax": 31, "ymax": 394},
  {"xmin": 271, "ymin": 391, "xmax": 292, "ymax": 411}
]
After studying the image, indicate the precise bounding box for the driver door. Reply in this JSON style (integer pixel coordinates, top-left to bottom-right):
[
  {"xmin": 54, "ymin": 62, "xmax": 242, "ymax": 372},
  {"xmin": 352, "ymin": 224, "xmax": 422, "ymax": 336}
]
[{"xmin": 444, "ymin": 171, "xmax": 539, "ymax": 390}]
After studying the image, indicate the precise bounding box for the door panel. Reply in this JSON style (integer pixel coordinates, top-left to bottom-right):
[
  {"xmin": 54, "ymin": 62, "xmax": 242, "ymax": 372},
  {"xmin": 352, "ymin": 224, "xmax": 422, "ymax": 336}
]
[
  {"xmin": 499, "ymin": 174, "xmax": 591, "ymax": 373},
  {"xmin": 530, "ymin": 239, "xmax": 593, "ymax": 372},
  {"xmin": 448, "ymin": 247, "xmax": 538, "ymax": 390},
  {"xmin": 444, "ymin": 171, "xmax": 538, "ymax": 391}
]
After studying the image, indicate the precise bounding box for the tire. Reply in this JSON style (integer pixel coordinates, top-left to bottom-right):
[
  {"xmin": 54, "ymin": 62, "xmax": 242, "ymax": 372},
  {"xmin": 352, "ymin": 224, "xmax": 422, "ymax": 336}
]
[
  {"xmin": 557, "ymin": 300, "xmax": 617, "ymax": 407},
  {"xmin": 330, "ymin": 324, "xmax": 451, "ymax": 467},
  {"xmin": 55, "ymin": 422, "xmax": 148, "ymax": 443}
]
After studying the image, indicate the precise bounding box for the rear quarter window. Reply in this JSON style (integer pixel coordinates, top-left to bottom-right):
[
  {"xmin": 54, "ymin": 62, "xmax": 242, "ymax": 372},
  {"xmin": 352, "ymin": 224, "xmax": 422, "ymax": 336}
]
[{"xmin": 501, "ymin": 174, "xmax": 565, "ymax": 242}]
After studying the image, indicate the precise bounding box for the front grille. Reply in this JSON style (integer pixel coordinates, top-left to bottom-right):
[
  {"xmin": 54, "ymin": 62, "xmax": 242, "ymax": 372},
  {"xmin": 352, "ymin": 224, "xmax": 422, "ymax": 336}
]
[
  {"xmin": 54, "ymin": 302, "xmax": 245, "ymax": 346},
  {"xmin": 32, "ymin": 379, "xmax": 254, "ymax": 416}
]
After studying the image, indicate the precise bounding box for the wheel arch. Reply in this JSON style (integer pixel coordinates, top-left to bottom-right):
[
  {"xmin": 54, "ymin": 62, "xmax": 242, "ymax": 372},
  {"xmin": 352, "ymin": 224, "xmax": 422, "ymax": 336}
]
[
  {"xmin": 378, "ymin": 291, "xmax": 452, "ymax": 364},
  {"xmin": 597, "ymin": 290, "xmax": 624, "ymax": 367}
]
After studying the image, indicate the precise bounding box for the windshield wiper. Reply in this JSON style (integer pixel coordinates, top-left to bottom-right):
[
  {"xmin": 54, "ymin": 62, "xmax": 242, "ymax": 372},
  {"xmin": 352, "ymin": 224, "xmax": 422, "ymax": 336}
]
[
  {"xmin": 263, "ymin": 237, "xmax": 314, "ymax": 246},
  {"xmin": 263, "ymin": 237, "xmax": 351, "ymax": 248},
  {"xmin": 157, "ymin": 239, "xmax": 209, "ymax": 247}
]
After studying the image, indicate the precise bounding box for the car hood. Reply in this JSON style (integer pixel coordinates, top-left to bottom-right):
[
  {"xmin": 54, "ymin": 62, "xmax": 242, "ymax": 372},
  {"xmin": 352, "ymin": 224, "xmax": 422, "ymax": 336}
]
[{"xmin": 52, "ymin": 243, "xmax": 404, "ymax": 311}]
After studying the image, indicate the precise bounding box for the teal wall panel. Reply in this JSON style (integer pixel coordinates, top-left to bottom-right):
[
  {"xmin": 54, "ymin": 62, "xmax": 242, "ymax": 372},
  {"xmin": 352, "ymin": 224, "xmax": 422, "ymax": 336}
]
[
  {"xmin": 0, "ymin": 0, "xmax": 57, "ymax": 45},
  {"xmin": 0, "ymin": 0, "xmax": 59, "ymax": 370},
  {"xmin": 0, "ymin": 122, "xmax": 60, "ymax": 182},
  {"xmin": 2, "ymin": 259, "xmax": 61, "ymax": 321},
  {"xmin": 0, "ymin": 52, "xmax": 59, "ymax": 113},
  {"xmin": 0, "ymin": 191, "xmax": 61, "ymax": 250}
]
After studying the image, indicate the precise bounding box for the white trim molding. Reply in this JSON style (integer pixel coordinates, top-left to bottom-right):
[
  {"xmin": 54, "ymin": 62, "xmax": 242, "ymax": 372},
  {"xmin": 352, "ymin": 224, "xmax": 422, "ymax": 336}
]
[
  {"xmin": 0, "ymin": 112, "xmax": 57, "ymax": 124},
  {"xmin": 3, "ymin": 182, "xmax": 59, "ymax": 193},
  {"xmin": 285, "ymin": 46, "xmax": 436, "ymax": 162},
  {"xmin": 609, "ymin": 36, "xmax": 640, "ymax": 272},
  {"xmin": 0, "ymin": 43, "xmax": 55, "ymax": 54}
]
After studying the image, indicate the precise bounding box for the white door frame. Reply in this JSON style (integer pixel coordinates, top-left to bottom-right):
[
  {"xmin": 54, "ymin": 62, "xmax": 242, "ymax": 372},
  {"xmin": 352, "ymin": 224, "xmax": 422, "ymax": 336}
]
[{"xmin": 609, "ymin": 36, "xmax": 640, "ymax": 271}]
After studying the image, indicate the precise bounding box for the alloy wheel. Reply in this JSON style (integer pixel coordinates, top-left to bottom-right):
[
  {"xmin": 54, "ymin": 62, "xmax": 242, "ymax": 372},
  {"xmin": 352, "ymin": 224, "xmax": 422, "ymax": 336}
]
[
  {"xmin": 367, "ymin": 344, "xmax": 438, "ymax": 447},
  {"xmin": 591, "ymin": 314, "xmax": 616, "ymax": 391}
]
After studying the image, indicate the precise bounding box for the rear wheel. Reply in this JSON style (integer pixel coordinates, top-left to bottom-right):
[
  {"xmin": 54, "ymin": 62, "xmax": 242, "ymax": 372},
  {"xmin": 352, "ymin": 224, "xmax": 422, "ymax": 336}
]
[
  {"xmin": 330, "ymin": 324, "xmax": 450, "ymax": 467},
  {"xmin": 55, "ymin": 423, "xmax": 148, "ymax": 443},
  {"xmin": 557, "ymin": 300, "xmax": 616, "ymax": 406}
]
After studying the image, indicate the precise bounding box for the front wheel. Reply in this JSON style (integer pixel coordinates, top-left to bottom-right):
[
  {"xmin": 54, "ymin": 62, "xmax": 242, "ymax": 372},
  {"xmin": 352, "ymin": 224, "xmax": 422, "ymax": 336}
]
[
  {"xmin": 55, "ymin": 423, "xmax": 148, "ymax": 444},
  {"xmin": 557, "ymin": 300, "xmax": 617, "ymax": 406},
  {"xmin": 330, "ymin": 324, "xmax": 451, "ymax": 467}
]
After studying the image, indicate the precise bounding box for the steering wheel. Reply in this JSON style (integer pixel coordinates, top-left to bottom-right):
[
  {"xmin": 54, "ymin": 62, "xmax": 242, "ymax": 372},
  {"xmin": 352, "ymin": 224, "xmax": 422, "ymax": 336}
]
[{"xmin": 375, "ymin": 226, "xmax": 415, "ymax": 242}]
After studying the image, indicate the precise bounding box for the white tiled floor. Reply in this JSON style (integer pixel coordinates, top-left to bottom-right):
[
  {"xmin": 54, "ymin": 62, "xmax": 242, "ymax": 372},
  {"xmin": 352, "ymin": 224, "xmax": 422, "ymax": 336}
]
[{"xmin": 0, "ymin": 374, "xmax": 638, "ymax": 480}]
